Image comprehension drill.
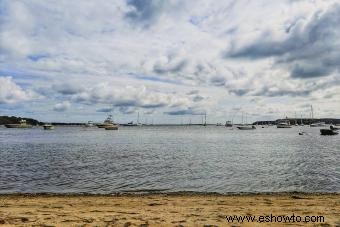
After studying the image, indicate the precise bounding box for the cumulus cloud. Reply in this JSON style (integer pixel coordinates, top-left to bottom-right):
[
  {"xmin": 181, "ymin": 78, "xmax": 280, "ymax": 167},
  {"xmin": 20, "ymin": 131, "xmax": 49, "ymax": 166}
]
[
  {"xmin": 0, "ymin": 76, "xmax": 38, "ymax": 104},
  {"xmin": 53, "ymin": 101, "xmax": 71, "ymax": 112},
  {"xmin": 70, "ymin": 83, "xmax": 192, "ymax": 110},
  {"xmin": 227, "ymin": 3, "xmax": 340, "ymax": 79}
]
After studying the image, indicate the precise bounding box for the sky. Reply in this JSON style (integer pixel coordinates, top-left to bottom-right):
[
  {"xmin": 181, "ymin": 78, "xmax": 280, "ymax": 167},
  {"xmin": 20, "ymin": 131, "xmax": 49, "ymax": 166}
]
[{"xmin": 1, "ymin": 0, "xmax": 340, "ymax": 124}]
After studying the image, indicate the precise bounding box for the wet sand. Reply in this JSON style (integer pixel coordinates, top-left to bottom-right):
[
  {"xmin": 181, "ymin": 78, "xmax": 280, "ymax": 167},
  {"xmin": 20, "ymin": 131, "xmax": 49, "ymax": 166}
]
[{"xmin": 0, "ymin": 193, "xmax": 339, "ymax": 226}]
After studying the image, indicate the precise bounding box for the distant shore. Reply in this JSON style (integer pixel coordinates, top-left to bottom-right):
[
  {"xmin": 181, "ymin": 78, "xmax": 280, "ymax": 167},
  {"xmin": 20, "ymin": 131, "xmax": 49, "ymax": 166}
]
[{"xmin": 0, "ymin": 193, "xmax": 339, "ymax": 226}]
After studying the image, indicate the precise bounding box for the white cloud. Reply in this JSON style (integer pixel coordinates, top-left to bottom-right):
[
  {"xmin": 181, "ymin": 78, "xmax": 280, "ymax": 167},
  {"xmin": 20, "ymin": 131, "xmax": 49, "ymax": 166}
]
[
  {"xmin": 0, "ymin": 76, "xmax": 38, "ymax": 104},
  {"xmin": 53, "ymin": 101, "xmax": 71, "ymax": 112}
]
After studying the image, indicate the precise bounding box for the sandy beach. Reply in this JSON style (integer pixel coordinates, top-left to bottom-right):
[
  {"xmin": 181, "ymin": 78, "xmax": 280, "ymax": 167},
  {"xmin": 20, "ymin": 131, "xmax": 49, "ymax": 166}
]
[{"xmin": 0, "ymin": 193, "xmax": 339, "ymax": 226}]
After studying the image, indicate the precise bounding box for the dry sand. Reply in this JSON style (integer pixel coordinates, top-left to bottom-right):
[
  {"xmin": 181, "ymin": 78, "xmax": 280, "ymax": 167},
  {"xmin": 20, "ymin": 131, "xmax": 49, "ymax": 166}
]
[{"xmin": 0, "ymin": 193, "xmax": 339, "ymax": 226}]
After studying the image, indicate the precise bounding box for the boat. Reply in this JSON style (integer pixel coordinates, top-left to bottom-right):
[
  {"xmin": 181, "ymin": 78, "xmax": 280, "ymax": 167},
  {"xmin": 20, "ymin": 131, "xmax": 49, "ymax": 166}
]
[
  {"xmin": 277, "ymin": 119, "xmax": 292, "ymax": 128},
  {"xmin": 330, "ymin": 125, "xmax": 340, "ymax": 131},
  {"xmin": 105, "ymin": 124, "xmax": 119, "ymax": 130},
  {"xmin": 310, "ymin": 122, "xmax": 327, "ymax": 127},
  {"xmin": 97, "ymin": 115, "xmax": 114, "ymax": 128},
  {"xmin": 309, "ymin": 105, "xmax": 326, "ymax": 127},
  {"xmin": 43, "ymin": 124, "xmax": 54, "ymax": 130},
  {"xmin": 84, "ymin": 121, "xmax": 94, "ymax": 127},
  {"xmin": 236, "ymin": 112, "xmax": 255, "ymax": 130},
  {"xmin": 237, "ymin": 125, "xmax": 256, "ymax": 130},
  {"xmin": 320, "ymin": 129, "xmax": 338, "ymax": 136},
  {"xmin": 225, "ymin": 121, "xmax": 233, "ymax": 127},
  {"xmin": 5, "ymin": 119, "xmax": 33, "ymax": 128},
  {"xmin": 202, "ymin": 113, "xmax": 207, "ymax": 126},
  {"xmin": 121, "ymin": 121, "xmax": 138, "ymax": 126}
]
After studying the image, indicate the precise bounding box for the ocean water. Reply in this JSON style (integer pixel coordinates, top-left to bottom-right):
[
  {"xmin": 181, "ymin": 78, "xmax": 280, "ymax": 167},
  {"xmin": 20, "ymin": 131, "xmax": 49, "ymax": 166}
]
[{"xmin": 0, "ymin": 125, "xmax": 339, "ymax": 194}]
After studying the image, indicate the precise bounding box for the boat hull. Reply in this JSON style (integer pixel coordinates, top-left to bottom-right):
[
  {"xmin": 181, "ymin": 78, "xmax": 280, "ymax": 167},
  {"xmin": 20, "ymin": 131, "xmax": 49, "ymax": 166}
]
[
  {"xmin": 43, "ymin": 125, "xmax": 54, "ymax": 130},
  {"xmin": 105, "ymin": 125, "xmax": 119, "ymax": 130},
  {"xmin": 97, "ymin": 124, "xmax": 108, "ymax": 128},
  {"xmin": 277, "ymin": 125, "xmax": 292, "ymax": 128},
  {"xmin": 320, "ymin": 129, "xmax": 338, "ymax": 135},
  {"xmin": 237, "ymin": 126, "xmax": 256, "ymax": 130}
]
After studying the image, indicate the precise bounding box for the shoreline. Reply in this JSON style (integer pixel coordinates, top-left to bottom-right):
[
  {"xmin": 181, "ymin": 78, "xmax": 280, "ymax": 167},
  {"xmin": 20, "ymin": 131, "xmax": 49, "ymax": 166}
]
[
  {"xmin": 1, "ymin": 193, "xmax": 339, "ymax": 226},
  {"xmin": 1, "ymin": 191, "xmax": 339, "ymax": 197}
]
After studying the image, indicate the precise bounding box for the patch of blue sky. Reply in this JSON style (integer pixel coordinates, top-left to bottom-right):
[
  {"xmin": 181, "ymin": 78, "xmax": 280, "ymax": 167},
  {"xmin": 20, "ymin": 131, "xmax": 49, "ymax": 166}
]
[
  {"xmin": 28, "ymin": 53, "xmax": 49, "ymax": 62},
  {"xmin": 128, "ymin": 72, "xmax": 183, "ymax": 85},
  {"xmin": 188, "ymin": 15, "xmax": 208, "ymax": 26}
]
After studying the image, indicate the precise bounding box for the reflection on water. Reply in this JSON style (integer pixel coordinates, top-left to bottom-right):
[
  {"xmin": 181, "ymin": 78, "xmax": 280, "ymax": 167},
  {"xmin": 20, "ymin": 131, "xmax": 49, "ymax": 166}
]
[{"xmin": 0, "ymin": 125, "xmax": 339, "ymax": 194}]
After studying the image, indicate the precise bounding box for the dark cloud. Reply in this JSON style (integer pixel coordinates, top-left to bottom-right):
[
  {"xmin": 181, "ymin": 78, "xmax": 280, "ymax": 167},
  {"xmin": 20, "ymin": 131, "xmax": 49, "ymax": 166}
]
[
  {"xmin": 119, "ymin": 106, "xmax": 136, "ymax": 114},
  {"xmin": 186, "ymin": 90, "xmax": 199, "ymax": 95},
  {"xmin": 192, "ymin": 95, "xmax": 204, "ymax": 102},
  {"xmin": 52, "ymin": 83, "xmax": 84, "ymax": 95},
  {"xmin": 226, "ymin": 4, "xmax": 340, "ymax": 79},
  {"xmin": 125, "ymin": 0, "xmax": 167, "ymax": 27},
  {"xmin": 96, "ymin": 107, "xmax": 114, "ymax": 112},
  {"xmin": 210, "ymin": 76, "xmax": 226, "ymax": 86},
  {"xmin": 252, "ymin": 87, "xmax": 311, "ymax": 97},
  {"xmin": 153, "ymin": 59, "xmax": 188, "ymax": 75},
  {"xmin": 229, "ymin": 88, "xmax": 250, "ymax": 96},
  {"xmin": 165, "ymin": 108, "xmax": 204, "ymax": 116},
  {"xmin": 229, "ymin": 86, "xmax": 312, "ymax": 97},
  {"xmin": 290, "ymin": 64, "xmax": 333, "ymax": 79}
]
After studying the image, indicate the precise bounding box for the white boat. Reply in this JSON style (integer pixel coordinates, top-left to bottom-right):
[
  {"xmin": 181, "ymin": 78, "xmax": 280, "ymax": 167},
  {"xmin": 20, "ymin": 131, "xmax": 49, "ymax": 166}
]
[
  {"xmin": 43, "ymin": 124, "xmax": 54, "ymax": 130},
  {"xmin": 277, "ymin": 119, "xmax": 292, "ymax": 128},
  {"xmin": 237, "ymin": 125, "xmax": 256, "ymax": 130},
  {"xmin": 310, "ymin": 122, "xmax": 326, "ymax": 127},
  {"xmin": 84, "ymin": 121, "xmax": 94, "ymax": 127},
  {"xmin": 121, "ymin": 121, "xmax": 138, "ymax": 126},
  {"xmin": 309, "ymin": 105, "xmax": 326, "ymax": 127}
]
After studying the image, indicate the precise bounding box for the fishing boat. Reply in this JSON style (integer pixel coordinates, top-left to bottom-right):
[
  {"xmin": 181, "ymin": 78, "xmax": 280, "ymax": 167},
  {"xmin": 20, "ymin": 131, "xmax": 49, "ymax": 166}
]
[
  {"xmin": 320, "ymin": 129, "xmax": 338, "ymax": 135},
  {"xmin": 225, "ymin": 121, "xmax": 233, "ymax": 127},
  {"xmin": 43, "ymin": 124, "xmax": 54, "ymax": 130},
  {"xmin": 5, "ymin": 119, "xmax": 33, "ymax": 128},
  {"xmin": 97, "ymin": 115, "xmax": 114, "ymax": 128},
  {"xmin": 105, "ymin": 124, "xmax": 119, "ymax": 130},
  {"xmin": 237, "ymin": 125, "xmax": 256, "ymax": 130},
  {"xmin": 277, "ymin": 119, "xmax": 292, "ymax": 128}
]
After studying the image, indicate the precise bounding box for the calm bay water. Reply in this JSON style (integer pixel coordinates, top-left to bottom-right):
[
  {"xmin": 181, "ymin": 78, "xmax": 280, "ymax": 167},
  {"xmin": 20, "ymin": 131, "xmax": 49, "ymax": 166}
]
[{"xmin": 0, "ymin": 125, "xmax": 339, "ymax": 194}]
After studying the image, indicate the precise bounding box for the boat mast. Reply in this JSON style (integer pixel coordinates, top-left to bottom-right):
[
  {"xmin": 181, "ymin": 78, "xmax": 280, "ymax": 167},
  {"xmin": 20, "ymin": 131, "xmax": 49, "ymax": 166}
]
[
  {"xmin": 204, "ymin": 112, "xmax": 207, "ymax": 126},
  {"xmin": 311, "ymin": 105, "xmax": 314, "ymax": 121}
]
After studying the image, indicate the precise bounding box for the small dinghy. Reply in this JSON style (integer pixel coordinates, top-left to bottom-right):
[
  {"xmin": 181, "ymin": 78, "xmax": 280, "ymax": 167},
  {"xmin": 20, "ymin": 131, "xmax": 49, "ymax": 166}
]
[
  {"xmin": 320, "ymin": 129, "xmax": 339, "ymax": 136},
  {"xmin": 330, "ymin": 125, "xmax": 340, "ymax": 131}
]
